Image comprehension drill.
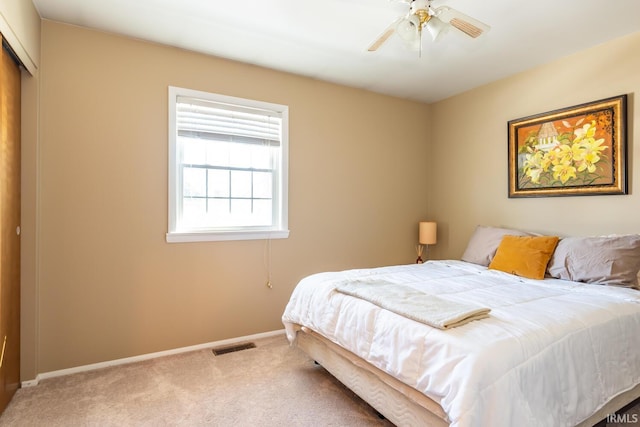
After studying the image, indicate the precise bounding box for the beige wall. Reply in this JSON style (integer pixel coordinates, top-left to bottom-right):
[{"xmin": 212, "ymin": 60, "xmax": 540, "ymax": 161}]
[
  {"xmin": 429, "ymin": 32, "xmax": 640, "ymax": 259},
  {"xmin": 36, "ymin": 20, "xmax": 431, "ymax": 373}
]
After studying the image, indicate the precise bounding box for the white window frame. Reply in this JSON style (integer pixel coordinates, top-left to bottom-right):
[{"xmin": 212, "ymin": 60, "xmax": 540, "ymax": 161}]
[{"xmin": 166, "ymin": 86, "xmax": 289, "ymax": 242}]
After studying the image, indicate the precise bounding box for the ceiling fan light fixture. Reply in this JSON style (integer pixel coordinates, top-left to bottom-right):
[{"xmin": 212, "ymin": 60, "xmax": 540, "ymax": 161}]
[
  {"xmin": 395, "ymin": 14, "xmax": 420, "ymax": 43},
  {"xmin": 425, "ymin": 16, "xmax": 448, "ymax": 41},
  {"xmin": 366, "ymin": 0, "xmax": 490, "ymax": 54}
]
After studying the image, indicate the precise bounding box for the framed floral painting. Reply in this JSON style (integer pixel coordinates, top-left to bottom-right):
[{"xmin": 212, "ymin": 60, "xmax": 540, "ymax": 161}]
[{"xmin": 508, "ymin": 95, "xmax": 627, "ymax": 198}]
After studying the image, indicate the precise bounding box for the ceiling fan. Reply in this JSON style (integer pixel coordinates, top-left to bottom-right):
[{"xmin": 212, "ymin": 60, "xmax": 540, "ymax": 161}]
[{"xmin": 368, "ymin": 0, "xmax": 490, "ymax": 55}]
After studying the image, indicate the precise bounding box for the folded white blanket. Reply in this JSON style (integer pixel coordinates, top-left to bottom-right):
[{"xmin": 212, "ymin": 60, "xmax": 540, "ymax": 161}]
[{"xmin": 335, "ymin": 279, "xmax": 490, "ymax": 329}]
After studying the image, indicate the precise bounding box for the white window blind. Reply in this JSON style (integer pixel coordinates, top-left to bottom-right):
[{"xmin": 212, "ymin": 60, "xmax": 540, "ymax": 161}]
[
  {"xmin": 167, "ymin": 87, "xmax": 289, "ymax": 242},
  {"xmin": 176, "ymin": 98, "xmax": 282, "ymax": 147}
]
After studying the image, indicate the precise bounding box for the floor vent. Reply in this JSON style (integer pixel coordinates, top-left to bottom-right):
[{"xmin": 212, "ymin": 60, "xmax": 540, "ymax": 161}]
[{"xmin": 211, "ymin": 342, "xmax": 256, "ymax": 356}]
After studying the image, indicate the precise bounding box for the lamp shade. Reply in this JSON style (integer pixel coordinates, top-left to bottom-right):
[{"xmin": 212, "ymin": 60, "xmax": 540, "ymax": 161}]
[
  {"xmin": 425, "ymin": 16, "xmax": 448, "ymax": 41},
  {"xmin": 396, "ymin": 14, "xmax": 421, "ymax": 43},
  {"xmin": 419, "ymin": 221, "xmax": 437, "ymax": 245}
]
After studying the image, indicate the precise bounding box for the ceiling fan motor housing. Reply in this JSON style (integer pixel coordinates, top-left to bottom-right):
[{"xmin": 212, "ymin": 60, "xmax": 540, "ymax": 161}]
[{"xmin": 410, "ymin": 0, "xmax": 433, "ymax": 26}]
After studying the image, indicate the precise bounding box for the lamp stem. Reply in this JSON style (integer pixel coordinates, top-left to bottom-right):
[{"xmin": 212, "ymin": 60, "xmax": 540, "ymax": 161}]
[{"xmin": 416, "ymin": 244, "xmax": 425, "ymax": 264}]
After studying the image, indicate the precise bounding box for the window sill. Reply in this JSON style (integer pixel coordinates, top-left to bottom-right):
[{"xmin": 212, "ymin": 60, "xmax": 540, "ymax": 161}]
[{"xmin": 166, "ymin": 229, "xmax": 289, "ymax": 243}]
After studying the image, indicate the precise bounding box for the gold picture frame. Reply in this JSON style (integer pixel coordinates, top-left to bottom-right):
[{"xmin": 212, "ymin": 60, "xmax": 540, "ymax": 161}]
[{"xmin": 508, "ymin": 95, "xmax": 627, "ymax": 198}]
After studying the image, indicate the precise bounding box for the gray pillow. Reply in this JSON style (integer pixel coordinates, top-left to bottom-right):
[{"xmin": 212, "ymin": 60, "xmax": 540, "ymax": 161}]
[
  {"xmin": 461, "ymin": 225, "xmax": 534, "ymax": 267},
  {"xmin": 547, "ymin": 235, "xmax": 640, "ymax": 289}
]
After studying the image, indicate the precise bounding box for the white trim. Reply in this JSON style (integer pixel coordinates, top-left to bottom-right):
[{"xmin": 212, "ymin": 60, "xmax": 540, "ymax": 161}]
[
  {"xmin": 166, "ymin": 229, "xmax": 289, "ymax": 243},
  {"xmin": 22, "ymin": 329, "xmax": 285, "ymax": 387},
  {"xmin": 0, "ymin": 9, "xmax": 38, "ymax": 74},
  {"xmin": 168, "ymin": 86, "xmax": 179, "ymax": 236},
  {"xmin": 21, "ymin": 379, "xmax": 38, "ymax": 388}
]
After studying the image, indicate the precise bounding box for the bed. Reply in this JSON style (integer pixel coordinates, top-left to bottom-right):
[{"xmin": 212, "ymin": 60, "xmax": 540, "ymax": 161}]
[{"xmin": 282, "ymin": 227, "xmax": 640, "ymax": 427}]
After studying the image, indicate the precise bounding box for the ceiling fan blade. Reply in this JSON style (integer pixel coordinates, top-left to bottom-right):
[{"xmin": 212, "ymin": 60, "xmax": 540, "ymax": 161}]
[
  {"xmin": 433, "ymin": 6, "xmax": 490, "ymax": 39},
  {"xmin": 368, "ymin": 17, "xmax": 402, "ymax": 52},
  {"xmin": 450, "ymin": 17, "xmax": 484, "ymax": 38}
]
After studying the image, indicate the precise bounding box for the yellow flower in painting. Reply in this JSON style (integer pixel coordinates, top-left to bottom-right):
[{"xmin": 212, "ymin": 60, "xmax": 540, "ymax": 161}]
[
  {"xmin": 523, "ymin": 151, "xmax": 542, "ymax": 169},
  {"xmin": 527, "ymin": 167, "xmax": 543, "ymax": 184},
  {"xmin": 552, "ymin": 162, "xmax": 577, "ymax": 184},
  {"xmin": 540, "ymin": 153, "xmax": 553, "ymax": 171},
  {"xmin": 577, "ymin": 157, "xmax": 597, "ymax": 173},
  {"xmin": 555, "ymin": 143, "xmax": 580, "ymax": 165},
  {"xmin": 577, "ymin": 137, "xmax": 607, "ymax": 173},
  {"xmin": 573, "ymin": 120, "xmax": 597, "ymax": 143},
  {"xmin": 581, "ymin": 136, "xmax": 607, "ymax": 154},
  {"xmin": 571, "ymin": 142, "xmax": 587, "ymax": 171},
  {"xmin": 572, "ymin": 142, "xmax": 585, "ymax": 155},
  {"xmin": 523, "ymin": 151, "xmax": 544, "ymax": 183},
  {"xmin": 545, "ymin": 147, "xmax": 564, "ymax": 166}
]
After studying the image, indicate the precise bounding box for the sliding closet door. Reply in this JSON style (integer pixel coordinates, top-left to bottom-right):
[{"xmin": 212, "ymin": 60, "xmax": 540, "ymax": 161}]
[{"xmin": 0, "ymin": 35, "xmax": 21, "ymax": 413}]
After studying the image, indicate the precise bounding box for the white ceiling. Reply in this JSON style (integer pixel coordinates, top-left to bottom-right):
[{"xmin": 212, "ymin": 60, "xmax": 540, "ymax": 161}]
[{"xmin": 32, "ymin": 0, "xmax": 640, "ymax": 103}]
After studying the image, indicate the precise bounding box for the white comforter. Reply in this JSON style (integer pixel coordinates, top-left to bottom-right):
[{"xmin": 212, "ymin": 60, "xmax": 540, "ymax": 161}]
[{"xmin": 281, "ymin": 260, "xmax": 640, "ymax": 427}]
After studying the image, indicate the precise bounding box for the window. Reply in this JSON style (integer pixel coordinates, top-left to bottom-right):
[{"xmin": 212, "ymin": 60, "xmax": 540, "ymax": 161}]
[{"xmin": 167, "ymin": 86, "xmax": 289, "ymax": 242}]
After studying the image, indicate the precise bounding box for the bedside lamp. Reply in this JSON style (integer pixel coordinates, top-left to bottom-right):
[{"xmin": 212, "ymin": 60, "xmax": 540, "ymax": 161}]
[{"xmin": 416, "ymin": 221, "xmax": 437, "ymax": 264}]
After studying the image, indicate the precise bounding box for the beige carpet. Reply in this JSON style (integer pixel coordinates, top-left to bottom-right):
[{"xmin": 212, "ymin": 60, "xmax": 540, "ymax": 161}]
[
  {"xmin": 0, "ymin": 334, "xmax": 638, "ymax": 426},
  {"xmin": 0, "ymin": 334, "xmax": 392, "ymax": 426}
]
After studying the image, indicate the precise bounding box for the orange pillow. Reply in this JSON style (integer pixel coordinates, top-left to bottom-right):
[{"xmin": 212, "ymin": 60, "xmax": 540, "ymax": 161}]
[{"xmin": 489, "ymin": 235, "xmax": 559, "ymax": 280}]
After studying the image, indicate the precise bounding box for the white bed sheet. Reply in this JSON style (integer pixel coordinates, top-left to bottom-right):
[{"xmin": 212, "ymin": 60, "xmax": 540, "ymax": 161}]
[{"xmin": 282, "ymin": 260, "xmax": 640, "ymax": 427}]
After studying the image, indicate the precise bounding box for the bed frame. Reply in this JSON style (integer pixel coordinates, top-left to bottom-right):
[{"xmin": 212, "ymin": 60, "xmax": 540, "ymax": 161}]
[{"xmin": 294, "ymin": 326, "xmax": 640, "ymax": 427}]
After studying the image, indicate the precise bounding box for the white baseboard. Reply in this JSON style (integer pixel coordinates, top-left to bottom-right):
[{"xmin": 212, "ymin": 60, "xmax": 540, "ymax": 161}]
[
  {"xmin": 21, "ymin": 379, "xmax": 39, "ymax": 388},
  {"xmin": 22, "ymin": 329, "xmax": 285, "ymax": 388}
]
